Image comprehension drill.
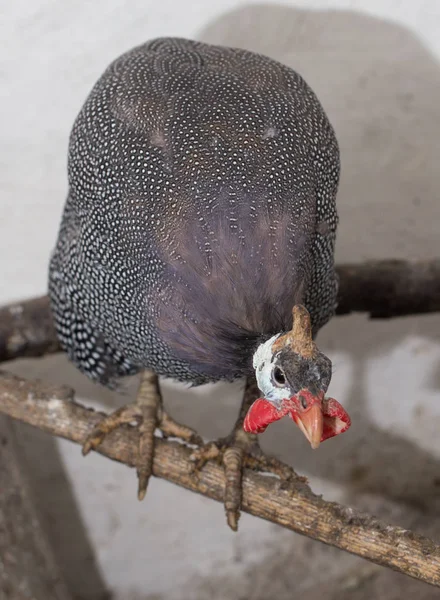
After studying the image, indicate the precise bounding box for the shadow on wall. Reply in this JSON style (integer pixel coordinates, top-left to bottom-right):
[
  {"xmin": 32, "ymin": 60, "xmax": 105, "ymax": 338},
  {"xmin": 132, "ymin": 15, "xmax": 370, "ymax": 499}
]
[
  {"xmin": 11, "ymin": 416, "xmax": 112, "ymax": 600},
  {"xmin": 198, "ymin": 4, "xmax": 440, "ymax": 515},
  {"xmin": 7, "ymin": 5, "xmax": 440, "ymax": 600},
  {"xmin": 199, "ymin": 4, "xmax": 440, "ymax": 262}
]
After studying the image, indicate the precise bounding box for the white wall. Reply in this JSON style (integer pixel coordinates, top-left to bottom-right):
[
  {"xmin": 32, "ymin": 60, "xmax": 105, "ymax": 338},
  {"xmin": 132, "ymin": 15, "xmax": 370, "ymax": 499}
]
[{"xmin": 2, "ymin": 1, "xmax": 440, "ymax": 599}]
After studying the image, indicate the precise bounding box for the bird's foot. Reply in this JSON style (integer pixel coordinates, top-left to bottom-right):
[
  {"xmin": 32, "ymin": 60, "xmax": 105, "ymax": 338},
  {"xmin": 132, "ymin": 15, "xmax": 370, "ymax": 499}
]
[
  {"xmin": 190, "ymin": 427, "xmax": 299, "ymax": 531},
  {"xmin": 82, "ymin": 370, "xmax": 202, "ymax": 500}
]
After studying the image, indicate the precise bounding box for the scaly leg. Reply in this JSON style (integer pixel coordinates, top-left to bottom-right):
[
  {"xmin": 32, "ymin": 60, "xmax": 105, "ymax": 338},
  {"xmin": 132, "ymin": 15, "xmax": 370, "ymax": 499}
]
[
  {"xmin": 190, "ymin": 377, "xmax": 299, "ymax": 531},
  {"xmin": 83, "ymin": 370, "xmax": 203, "ymax": 499}
]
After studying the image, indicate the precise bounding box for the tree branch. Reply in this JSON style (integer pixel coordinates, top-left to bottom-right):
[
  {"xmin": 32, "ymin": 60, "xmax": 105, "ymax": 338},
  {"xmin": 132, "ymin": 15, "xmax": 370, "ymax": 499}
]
[
  {"xmin": 0, "ymin": 295, "xmax": 59, "ymax": 363},
  {"xmin": 336, "ymin": 259, "xmax": 440, "ymax": 318},
  {"xmin": 1, "ymin": 370, "xmax": 440, "ymax": 587}
]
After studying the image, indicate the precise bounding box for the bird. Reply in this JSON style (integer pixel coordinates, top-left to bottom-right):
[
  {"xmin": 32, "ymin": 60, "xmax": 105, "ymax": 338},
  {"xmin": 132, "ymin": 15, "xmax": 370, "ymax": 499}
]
[{"xmin": 48, "ymin": 37, "xmax": 351, "ymax": 530}]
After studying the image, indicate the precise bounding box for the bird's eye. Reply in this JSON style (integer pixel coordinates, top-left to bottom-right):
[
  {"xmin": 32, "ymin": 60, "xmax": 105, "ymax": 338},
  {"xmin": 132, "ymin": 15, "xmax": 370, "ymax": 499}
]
[{"xmin": 272, "ymin": 366, "xmax": 286, "ymax": 387}]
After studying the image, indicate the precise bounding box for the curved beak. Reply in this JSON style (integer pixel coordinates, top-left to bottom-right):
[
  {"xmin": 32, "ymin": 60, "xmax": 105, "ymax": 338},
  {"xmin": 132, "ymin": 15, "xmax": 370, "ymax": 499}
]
[
  {"xmin": 290, "ymin": 401, "xmax": 324, "ymax": 449},
  {"xmin": 289, "ymin": 389, "xmax": 351, "ymax": 448}
]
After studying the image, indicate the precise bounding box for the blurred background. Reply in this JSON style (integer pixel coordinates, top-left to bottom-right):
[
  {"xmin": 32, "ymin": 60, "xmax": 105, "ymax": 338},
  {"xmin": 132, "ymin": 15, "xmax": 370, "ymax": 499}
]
[{"xmin": 1, "ymin": 1, "xmax": 440, "ymax": 598}]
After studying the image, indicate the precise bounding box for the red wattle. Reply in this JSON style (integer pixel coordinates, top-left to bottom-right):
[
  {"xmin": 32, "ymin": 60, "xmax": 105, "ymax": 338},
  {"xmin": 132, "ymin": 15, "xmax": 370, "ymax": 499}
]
[
  {"xmin": 243, "ymin": 398, "xmax": 287, "ymax": 433},
  {"xmin": 321, "ymin": 397, "xmax": 351, "ymax": 441}
]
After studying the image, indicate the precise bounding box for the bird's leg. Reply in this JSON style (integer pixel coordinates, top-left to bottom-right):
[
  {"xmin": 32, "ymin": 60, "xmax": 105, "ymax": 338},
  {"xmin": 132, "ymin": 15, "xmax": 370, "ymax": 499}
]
[
  {"xmin": 82, "ymin": 370, "xmax": 202, "ymax": 499},
  {"xmin": 190, "ymin": 377, "xmax": 298, "ymax": 531}
]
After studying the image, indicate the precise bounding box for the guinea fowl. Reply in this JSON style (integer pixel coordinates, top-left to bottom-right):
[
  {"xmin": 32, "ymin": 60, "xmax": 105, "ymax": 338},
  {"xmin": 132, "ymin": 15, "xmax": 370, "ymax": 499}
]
[{"xmin": 48, "ymin": 37, "xmax": 351, "ymax": 529}]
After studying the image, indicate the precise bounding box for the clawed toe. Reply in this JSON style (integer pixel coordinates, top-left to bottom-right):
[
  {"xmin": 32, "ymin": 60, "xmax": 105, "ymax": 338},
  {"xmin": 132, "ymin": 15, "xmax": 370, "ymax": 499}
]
[
  {"xmin": 190, "ymin": 438, "xmax": 244, "ymax": 531},
  {"xmin": 189, "ymin": 431, "xmax": 302, "ymax": 530},
  {"xmin": 82, "ymin": 370, "xmax": 203, "ymax": 501},
  {"xmin": 82, "ymin": 404, "xmax": 142, "ymax": 456},
  {"xmin": 190, "ymin": 442, "xmax": 221, "ymax": 471}
]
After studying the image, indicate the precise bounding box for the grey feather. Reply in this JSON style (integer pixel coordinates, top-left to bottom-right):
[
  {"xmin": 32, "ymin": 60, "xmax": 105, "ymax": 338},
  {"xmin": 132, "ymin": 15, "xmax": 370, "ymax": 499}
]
[{"xmin": 48, "ymin": 37, "xmax": 340, "ymax": 386}]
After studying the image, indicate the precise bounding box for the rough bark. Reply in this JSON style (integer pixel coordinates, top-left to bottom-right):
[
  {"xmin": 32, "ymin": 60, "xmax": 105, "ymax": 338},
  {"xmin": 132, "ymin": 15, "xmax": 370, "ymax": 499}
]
[{"xmin": 1, "ymin": 371, "xmax": 440, "ymax": 588}]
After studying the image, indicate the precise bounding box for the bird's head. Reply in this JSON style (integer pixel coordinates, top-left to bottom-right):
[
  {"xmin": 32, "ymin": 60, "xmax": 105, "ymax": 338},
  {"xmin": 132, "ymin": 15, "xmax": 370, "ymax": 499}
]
[{"xmin": 245, "ymin": 305, "xmax": 350, "ymax": 448}]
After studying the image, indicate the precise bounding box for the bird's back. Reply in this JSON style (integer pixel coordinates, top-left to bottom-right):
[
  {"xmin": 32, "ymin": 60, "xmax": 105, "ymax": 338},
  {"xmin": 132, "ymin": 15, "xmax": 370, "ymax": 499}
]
[{"xmin": 49, "ymin": 38, "xmax": 340, "ymax": 385}]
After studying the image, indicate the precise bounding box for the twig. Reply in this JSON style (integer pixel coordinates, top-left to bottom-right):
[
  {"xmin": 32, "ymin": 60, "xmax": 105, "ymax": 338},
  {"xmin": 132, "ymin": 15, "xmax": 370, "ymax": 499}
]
[
  {"xmin": 1, "ymin": 259, "xmax": 439, "ymax": 364},
  {"xmin": 1, "ymin": 370, "xmax": 440, "ymax": 587}
]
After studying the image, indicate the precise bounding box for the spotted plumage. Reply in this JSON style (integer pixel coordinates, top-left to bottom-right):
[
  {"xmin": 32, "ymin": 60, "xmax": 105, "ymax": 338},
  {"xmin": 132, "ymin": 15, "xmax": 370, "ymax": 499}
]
[{"xmin": 49, "ymin": 37, "xmax": 340, "ymax": 388}]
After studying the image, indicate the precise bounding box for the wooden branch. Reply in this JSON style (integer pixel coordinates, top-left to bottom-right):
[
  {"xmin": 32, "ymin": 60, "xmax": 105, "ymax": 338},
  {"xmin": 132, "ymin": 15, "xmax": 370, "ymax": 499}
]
[
  {"xmin": 0, "ymin": 295, "xmax": 59, "ymax": 362},
  {"xmin": 0, "ymin": 413, "xmax": 72, "ymax": 600},
  {"xmin": 336, "ymin": 259, "xmax": 440, "ymax": 318},
  {"xmin": 1, "ymin": 371, "xmax": 440, "ymax": 587}
]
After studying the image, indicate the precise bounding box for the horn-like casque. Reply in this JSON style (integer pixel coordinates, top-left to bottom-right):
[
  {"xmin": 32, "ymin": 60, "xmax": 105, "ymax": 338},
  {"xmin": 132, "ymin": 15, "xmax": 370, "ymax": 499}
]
[{"xmin": 272, "ymin": 305, "xmax": 317, "ymax": 358}]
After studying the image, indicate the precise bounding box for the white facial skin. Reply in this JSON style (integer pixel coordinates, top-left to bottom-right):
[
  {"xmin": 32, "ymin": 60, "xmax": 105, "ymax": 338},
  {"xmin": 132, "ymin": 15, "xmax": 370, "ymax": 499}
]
[{"xmin": 253, "ymin": 335, "xmax": 290, "ymax": 406}]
